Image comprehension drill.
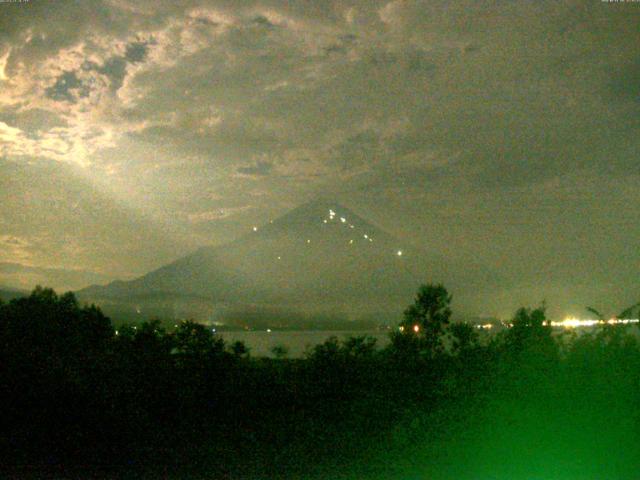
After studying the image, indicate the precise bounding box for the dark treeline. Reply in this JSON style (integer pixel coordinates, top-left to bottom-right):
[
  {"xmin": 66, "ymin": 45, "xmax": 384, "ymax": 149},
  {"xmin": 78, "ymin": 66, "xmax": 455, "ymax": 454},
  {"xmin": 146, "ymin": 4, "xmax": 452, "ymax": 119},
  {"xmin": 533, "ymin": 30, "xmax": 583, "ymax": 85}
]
[{"xmin": 2, "ymin": 285, "xmax": 640, "ymax": 479}]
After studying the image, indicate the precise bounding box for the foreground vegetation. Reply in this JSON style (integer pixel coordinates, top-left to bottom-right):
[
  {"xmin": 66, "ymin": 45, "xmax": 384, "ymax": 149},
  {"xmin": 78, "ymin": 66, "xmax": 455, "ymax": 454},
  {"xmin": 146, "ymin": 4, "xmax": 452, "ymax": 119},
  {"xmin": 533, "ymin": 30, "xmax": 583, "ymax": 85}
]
[{"xmin": 1, "ymin": 285, "xmax": 640, "ymax": 479}]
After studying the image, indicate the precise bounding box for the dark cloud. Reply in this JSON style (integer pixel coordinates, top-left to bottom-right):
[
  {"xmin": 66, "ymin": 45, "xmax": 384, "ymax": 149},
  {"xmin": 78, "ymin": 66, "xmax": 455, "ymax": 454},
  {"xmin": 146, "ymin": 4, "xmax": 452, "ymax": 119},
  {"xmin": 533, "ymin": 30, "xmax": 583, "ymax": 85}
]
[
  {"xmin": 252, "ymin": 15, "xmax": 276, "ymax": 28},
  {"xmin": 0, "ymin": 107, "xmax": 68, "ymax": 137},
  {"xmin": 124, "ymin": 41, "xmax": 150, "ymax": 63},
  {"xmin": 323, "ymin": 33, "xmax": 358, "ymax": 55},
  {"xmin": 45, "ymin": 71, "xmax": 91, "ymax": 103},
  {"xmin": 46, "ymin": 39, "xmax": 154, "ymax": 100},
  {"xmin": 100, "ymin": 57, "xmax": 127, "ymax": 90},
  {"xmin": 237, "ymin": 160, "xmax": 274, "ymax": 176}
]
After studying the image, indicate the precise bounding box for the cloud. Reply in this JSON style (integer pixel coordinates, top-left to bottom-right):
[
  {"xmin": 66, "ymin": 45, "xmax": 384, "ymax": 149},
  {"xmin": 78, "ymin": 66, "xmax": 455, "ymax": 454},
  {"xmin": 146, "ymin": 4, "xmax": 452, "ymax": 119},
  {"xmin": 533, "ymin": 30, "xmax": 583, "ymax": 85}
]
[
  {"xmin": 188, "ymin": 205, "xmax": 254, "ymax": 223},
  {"xmin": 45, "ymin": 70, "xmax": 92, "ymax": 103},
  {"xmin": 236, "ymin": 160, "xmax": 274, "ymax": 177},
  {"xmin": 1, "ymin": 0, "xmax": 639, "ymax": 314},
  {"xmin": 0, "ymin": 48, "xmax": 10, "ymax": 81},
  {"xmin": 0, "ymin": 235, "xmax": 32, "ymax": 263},
  {"xmin": 0, "ymin": 121, "xmax": 72, "ymax": 160},
  {"xmin": 8, "ymin": 0, "xmax": 635, "ymax": 183}
]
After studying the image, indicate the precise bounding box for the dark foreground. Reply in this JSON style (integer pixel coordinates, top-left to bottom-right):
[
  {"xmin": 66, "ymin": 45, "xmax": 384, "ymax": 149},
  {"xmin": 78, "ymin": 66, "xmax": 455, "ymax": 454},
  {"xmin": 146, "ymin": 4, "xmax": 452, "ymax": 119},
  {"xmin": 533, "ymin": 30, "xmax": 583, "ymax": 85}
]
[{"xmin": 2, "ymin": 287, "xmax": 640, "ymax": 479}]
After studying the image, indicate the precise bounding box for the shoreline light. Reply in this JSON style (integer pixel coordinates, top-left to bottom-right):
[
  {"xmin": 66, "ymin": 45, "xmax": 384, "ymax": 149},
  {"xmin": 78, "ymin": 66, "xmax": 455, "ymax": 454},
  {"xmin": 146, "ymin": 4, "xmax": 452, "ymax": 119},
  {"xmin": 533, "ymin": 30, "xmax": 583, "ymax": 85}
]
[
  {"xmin": 547, "ymin": 317, "xmax": 640, "ymax": 328},
  {"xmin": 476, "ymin": 323, "xmax": 493, "ymax": 329},
  {"xmin": 472, "ymin": 318, "xmax": 640, "ymax": 330}
]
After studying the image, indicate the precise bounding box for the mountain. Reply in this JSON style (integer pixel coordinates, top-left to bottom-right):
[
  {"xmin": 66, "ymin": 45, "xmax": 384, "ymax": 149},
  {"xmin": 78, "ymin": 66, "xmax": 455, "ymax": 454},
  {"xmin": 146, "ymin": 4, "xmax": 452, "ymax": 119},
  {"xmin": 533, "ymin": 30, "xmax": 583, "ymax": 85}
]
[
  {"xmin": 0, "ymin": 285, "xmax": 28, "ymax": 302},
  {"xmin": 78, "ymin": 200, "xmax": 496, "ymax": 325},
  {"xmin": 0, "ymin": 262, "xmax": 114, "ymax": 292}
]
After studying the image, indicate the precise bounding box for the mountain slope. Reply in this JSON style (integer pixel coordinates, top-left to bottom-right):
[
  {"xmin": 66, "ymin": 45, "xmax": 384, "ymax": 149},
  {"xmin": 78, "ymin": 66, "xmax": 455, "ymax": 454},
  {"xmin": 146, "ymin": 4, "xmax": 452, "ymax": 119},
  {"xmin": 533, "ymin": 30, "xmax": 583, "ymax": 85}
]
[
  {"xmin": 0, "ymin": 285, "xmax": 28, "ymax": 302},
  {"xmin": 78, "ymin": 200, "xmax": 495, "ymax": 322}
]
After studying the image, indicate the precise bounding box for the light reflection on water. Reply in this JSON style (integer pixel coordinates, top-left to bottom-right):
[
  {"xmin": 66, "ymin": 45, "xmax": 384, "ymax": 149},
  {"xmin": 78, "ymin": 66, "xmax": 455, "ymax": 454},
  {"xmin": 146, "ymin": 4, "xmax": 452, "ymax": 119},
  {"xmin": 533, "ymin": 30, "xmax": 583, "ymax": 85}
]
[{"xmin": 219, "ymin": 330, "xmax": 391, "ymax": 358}]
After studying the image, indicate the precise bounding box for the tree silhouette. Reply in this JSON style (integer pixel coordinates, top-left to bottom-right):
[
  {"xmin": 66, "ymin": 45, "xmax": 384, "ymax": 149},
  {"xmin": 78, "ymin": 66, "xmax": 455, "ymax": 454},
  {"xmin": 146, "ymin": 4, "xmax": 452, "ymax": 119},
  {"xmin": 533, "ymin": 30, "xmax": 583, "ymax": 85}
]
[
  {"xmin": 395, "ymin": 283, "xmax": 452, "ymax": 358},
  {"xmin": 342, "ymin": 335, "xmax": 378, "ymax": 358},
  {"xmin": 128, "ymin": 319, "xmax": 173, "ymax": 360},
  {"xmin": 174, "ymin": 320, "xmax": 224, "ymax": 357},
  {"xmin": 230, "ymin": 340, "xmax": 250, "ymax": 358},
  {"xmin": 498, "ymin": 305, "xmax": 558, "ymax": 367},
  {"xmin": 586, "ymin": 306, "xmax": 605, "ymax": 320},
  {"xmin": 449, "ymin": 321, "xmax": 479, "ymax": 356},
  {"xmin": 270, "ymin": 344, "xmax": 289, "ymax": 359},
  {"xmin": 0, "ymin": 286, "xmax": 114, "ymax": 372},
  {"xmin": 617, "ymin": 302, "xmax": 640, "ymax": 320},
  {"xmin": 308, "ymin": 335, "xmax": 341, "ymax": 361}
]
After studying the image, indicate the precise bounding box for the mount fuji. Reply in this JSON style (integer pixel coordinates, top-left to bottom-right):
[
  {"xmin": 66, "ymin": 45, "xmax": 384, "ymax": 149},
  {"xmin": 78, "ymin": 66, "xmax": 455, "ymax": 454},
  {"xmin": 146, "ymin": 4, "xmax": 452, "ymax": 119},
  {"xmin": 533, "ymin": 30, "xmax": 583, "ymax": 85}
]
[{"xmin": 78, "ymin": 200, "xmax": 495, "ymax": 326}]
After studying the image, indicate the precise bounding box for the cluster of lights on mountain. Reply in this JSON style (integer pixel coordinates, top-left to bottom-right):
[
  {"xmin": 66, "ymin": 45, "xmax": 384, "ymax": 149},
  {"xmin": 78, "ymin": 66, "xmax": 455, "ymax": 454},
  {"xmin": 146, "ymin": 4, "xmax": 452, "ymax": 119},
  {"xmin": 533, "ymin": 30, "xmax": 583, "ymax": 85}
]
[{"xmin": 251, "ymin": 208, "xmax": 405, "ymax": 261}]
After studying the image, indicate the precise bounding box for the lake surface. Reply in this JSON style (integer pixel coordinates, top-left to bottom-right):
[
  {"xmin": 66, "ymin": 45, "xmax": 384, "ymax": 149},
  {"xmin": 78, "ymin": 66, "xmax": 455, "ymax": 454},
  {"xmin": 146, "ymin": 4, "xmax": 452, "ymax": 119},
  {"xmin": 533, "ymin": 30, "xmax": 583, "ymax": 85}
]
[
  {"xmin": 219, "ymin": 323, "xmax": 639, "ymax": 358},
  {"xmin": 219, "ymin": 330, "xmax": 391, "ymax": 357}
]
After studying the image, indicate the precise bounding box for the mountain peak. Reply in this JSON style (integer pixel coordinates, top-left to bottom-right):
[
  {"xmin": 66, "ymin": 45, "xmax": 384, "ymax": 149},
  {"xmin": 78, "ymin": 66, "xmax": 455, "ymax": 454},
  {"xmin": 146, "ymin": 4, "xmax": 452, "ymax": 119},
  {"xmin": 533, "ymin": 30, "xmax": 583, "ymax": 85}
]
[
  {"xmin": 283, "ymin": 198, "xmax": 352, "ymax": 217},
  {"xmin": 249, "ymin": 199, "xmax": 388, "ymax": 242}
]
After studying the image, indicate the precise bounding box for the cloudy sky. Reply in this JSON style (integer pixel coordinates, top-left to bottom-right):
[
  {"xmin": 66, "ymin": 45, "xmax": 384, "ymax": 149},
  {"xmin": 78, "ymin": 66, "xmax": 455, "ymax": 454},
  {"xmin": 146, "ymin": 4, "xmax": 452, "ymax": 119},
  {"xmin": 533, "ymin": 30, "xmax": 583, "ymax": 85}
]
[{"xmin": 1, "ymin": 0, "xmax": 638, "ymax": 316}]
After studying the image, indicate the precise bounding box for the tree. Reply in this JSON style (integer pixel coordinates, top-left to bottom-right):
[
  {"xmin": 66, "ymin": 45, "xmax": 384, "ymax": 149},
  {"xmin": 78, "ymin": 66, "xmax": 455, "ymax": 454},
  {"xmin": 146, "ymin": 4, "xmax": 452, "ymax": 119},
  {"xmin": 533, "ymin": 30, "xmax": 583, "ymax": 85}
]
[
  {"xmin": 0, "ymin": 286, "xmax": 114, "ymax": 361},
  {"xmin": 396, "ymin": 283, "xmax": 452, "ymax": 358},
  {"xmin": 270, "ymin": 344, "xmax": 289, "ymax": 359},
  {"xmin": 229, "ymin": 340, "xmax": 250, "ymax": 358},
  {"xmin": 130, "ymin": 319, "xmax": 173, "ymax": 357},
  {"xmin": 79, "ymin": 303, "xmax": 114, "ymax": 349},
  {"xmin": 449, "ymin": 321, "xmax": 479, "ymax": 356},
  {"xmin": 342, "ymin": 335, "xmax": 378, "ymax": 358},
  {"xmin": 499, "ymin": 305, "xmax": 558, "ymax": 364},
  {"xmin": 307, "ymin": 336, "xmax": 341, "ymax": 362},
  {"xmin": 174, "ymin": 320, "xmax": 224, "ymax": 357}
]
